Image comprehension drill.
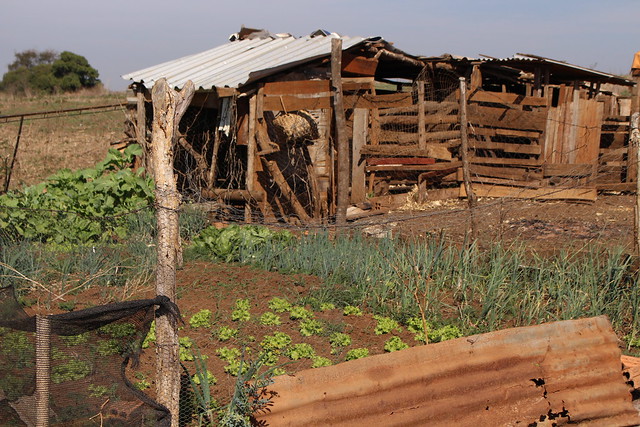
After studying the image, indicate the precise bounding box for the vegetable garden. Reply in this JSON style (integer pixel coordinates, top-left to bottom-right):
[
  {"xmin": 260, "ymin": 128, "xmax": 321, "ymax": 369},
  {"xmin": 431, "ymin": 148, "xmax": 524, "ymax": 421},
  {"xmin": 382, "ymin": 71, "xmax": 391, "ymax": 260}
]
[{"xmin": 1, "ymin": 145, "xmax": 640, "ymax": 425}]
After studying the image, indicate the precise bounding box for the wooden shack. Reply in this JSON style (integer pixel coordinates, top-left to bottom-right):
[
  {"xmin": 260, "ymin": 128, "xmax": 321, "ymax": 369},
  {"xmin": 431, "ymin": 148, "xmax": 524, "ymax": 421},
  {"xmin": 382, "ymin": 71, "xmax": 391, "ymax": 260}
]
[{"xmin": 122, "ymin": 29, "xmax": 636, "ymax": 223}]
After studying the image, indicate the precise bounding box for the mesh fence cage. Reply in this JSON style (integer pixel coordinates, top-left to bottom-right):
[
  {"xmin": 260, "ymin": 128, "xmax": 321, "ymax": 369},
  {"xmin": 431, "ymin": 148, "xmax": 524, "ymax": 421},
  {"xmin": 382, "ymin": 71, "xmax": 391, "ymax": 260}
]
[{"xmin": 0, "ymin": 285, "xmax": 176, "ymax": 426}]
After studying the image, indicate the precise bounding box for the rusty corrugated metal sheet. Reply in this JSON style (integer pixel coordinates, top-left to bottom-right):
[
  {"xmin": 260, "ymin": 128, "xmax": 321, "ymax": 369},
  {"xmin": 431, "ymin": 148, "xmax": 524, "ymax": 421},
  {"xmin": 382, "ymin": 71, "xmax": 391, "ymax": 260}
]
[
  {"xmin": 121, "ymin": 32, "xmax": 366, "ymax": 90},
  {"xmin": 255, "ymin": 316, "xmax": 639, "ymax": 426}
]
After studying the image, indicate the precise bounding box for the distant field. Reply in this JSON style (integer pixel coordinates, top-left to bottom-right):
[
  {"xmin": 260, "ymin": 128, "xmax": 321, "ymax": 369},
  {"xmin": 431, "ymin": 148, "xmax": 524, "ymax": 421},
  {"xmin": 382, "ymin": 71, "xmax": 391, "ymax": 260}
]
[{"xmin": 0, "ymin": 90, "xmax": 128, "ymax": 189}]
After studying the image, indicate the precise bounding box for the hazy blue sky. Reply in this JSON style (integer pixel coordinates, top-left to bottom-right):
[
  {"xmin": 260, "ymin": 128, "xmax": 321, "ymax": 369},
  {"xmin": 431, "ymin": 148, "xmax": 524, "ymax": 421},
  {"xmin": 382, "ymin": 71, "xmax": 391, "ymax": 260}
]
[{"xmin": 2, "ymin": 0, "xmax": 638, "ymax": 91}]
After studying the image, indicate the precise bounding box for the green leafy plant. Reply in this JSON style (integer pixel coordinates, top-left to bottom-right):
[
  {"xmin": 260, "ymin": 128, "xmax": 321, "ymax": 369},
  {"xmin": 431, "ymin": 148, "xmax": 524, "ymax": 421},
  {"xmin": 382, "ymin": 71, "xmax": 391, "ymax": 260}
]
[
  {"xmin": 268, "ymin": 297, "xmax": 292, "ymax": 313},
  {"xmin": 52, "ymin": 359, "xmax": 91, "ymax": 383},
  {"xmin": 329, "ymin": 332, "xmax": 351, "ymax": 355},
  {"xmin": 345, "ymin": 348, "xmax": 369, "ymax": 361},
  {"xmin": 189, "ymin": 309, "xmax": 212, "ymax": 329},
  {"xmin": 287, "ymin": 343, "xmax": 315, "ymax": 360},
  {"xmin": 299, "ymin": 319, "xmax": 323, "ymax": 337},
  {"xmin": 429, "ymin": 325, "xmax": 463, "ymax": 343},
  {"xmin": 216, "ymin": 326, "xmax": 239, "ymax": 342},
  {"xmin": 99, "ymin": 322, "xmax": 136, "ymax": 338},
  {"xmin": 259, "ymin": 312, "xmax": 281, "ymax": 326},
  {"xmin": 384, "ymin": 336, "xmax": 409, "ymax": 352},
  {"xmin": 311, "ymin": 356, "xmax": 332, "ymax": 368},
  {"xmin": 186, "ymin": 347, "xmax": 220, "ymax": 426},
  {"xmin": 373, "ymin": 315, "xmax": 402, "ymax": 335},
  {"xmin": 231, "ymin": 299, "xmax": 251, "ymax": 322},
  {"xmin": 180, "ymin": 337, "xmax": 195, "ymax": 362},
  {"xmin": 289, "ymin": 306, "xmax": 314, "ymax": 321},
  {"xmin": 319, "ymin": 303, "xmax": 336, "ymax": 311},
  {"xmin": 260, "ymin": 332, "xmax": 292, "ymax": 351},
  {"xmin": 142, "ymin": 321, "xmax": 156, "ymax": 349},
  {"xmin": 343, "ymin": 305, "xmax": 363, "ymax": 316}
]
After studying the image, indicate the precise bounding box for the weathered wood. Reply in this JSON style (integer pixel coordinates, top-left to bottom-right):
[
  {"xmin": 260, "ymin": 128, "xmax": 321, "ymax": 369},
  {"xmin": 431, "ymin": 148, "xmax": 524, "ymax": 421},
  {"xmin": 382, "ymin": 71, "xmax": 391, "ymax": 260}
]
[
  {"xmin": 361, "ymin": 144, "xmax": 457, "ymax": 157},
  {"xmin": 471, "ymin": 127, "xmax": 542, "ymax": 139},
  {"xmin": 368, "ymin": 157, "xmax": 436, "ymax": 166},
  {"xmin": 470, "ymin": 164, "xmax": 543, "ymax": 181},
  {"xmin": 470, "ymin": 156, "xmax": 542, "ymax": 166},
  {"xmin": 467, "ymin": 104, "xmax": 548, "ymax": 131},
  {"xmin": 246, "ymin": 94, "xmax": 257, "ymax": 222},
  {"xmin": 151, "ymin": 78, "xmax": 195, "ymax": 427},
  {"xmin": 342, "ymin": 53, "xmax": 378, "ymax": 76},
  {"xmin": 367, "ymin": 161, "xmax": 462, "ymax": 172},
  {"xmin": 460, "ymin": 184, "xmax": 597, "ymax": 202},
  {"xmin": 344, "ymin": 92, "xmax": 413, "ymax": 109},
  {"xmin": 379, "ymin": 129, "xmax": 461, "ymax": 144},
  {"xmin": 632, "ymin": 112, "xmax": 640, "ymax": 253},
  {"xmin": 379, "ymin": 101, "xmax": 458, "ymax": 115},
  {"xmin": 263, "ymin": 80, "xmax": 330, "ymax": 95},
  {"xmin": 468, "ymin": 91, "xmax": 548, "ymax": 106},
  {"xmin": 543, "ymin": 163, "xmax": 594, "ymax": 177},
  {"xmin": 418, "ymin": 81, "xmax": 426, "ymax": 149},
  {"xmin": 4, "ymin": 115, "xmax": 24, "ymax": 193},
  {"xmin": 470, "ymin": 141, "xmax": 542, "ymax": 155},
  {"xmin": 200, "ymin": 188, "xmax": 265, "ymax": 201},
  {"xmin": 378, "ymin": 114, "xmax": 458, "ymax": 126},
  {"xmin": 263, "ymin": 95, "xmax": 330, "ymax": 111},
  {"xmin": 332, "ymin": 38, "xmax": 348, "ymax": 226},
  {"xmin": 459, "ymin": 78, "xmax": 477, "ymax": 237},
  {"xmin": 351, "ymin": 108, "xmax": 367, "ymax": 203},
  {"xmin": 136, "ymin": 91, "xmax": 148, "ymax": 172}
]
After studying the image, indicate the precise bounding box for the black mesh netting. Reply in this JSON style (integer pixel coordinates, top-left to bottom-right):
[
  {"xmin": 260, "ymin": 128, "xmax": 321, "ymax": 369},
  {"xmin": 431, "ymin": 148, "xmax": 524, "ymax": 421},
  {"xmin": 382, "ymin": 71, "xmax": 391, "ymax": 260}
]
[{"xmin": 0, "ymin": 285, "xmax": 179, "ymax": 426}]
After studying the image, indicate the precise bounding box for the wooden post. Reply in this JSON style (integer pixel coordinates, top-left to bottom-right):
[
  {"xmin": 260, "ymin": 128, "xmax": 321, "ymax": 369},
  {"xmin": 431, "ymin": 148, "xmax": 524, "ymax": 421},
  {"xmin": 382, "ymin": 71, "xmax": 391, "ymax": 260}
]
[
  {"xmin": 332, "ymin": 38, "xmax": 349, "ymax": 226},
  {"xmin": 459, "ymin": 77, "xmax": 477, "ymax": 239},
  {"xmin": 246, "ymin": 94, "xmax": 257, "ymax": 222},
  {"xmin": 136, "ymin": 90, "xmax": 149, "ymax": 172},
  {"xmin": 150, "ymin": 78, "xmax": 195, "ymax": 427},
  {"xmin": 35, "ymin": 315, "xmax": 51, "ymax": 427},
  {"xmin": 631, "ymin": 112, "xmax": 640, "ymax": 254},
  {"xmin": 418, "ymin": 81, "xmax": 426, "ymax": 150},
  {"xmin": 351, "ymin": 108, "xmax": 367, "ymax": 203},
  {"xmin": 4, "ymin": 115, "xmax": 24, "ymax": 193}
]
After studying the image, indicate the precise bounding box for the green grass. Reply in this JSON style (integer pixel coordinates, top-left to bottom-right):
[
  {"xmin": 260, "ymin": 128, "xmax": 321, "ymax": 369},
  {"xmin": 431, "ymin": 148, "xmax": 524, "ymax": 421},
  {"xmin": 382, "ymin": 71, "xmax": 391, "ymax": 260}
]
[{"xmin": 234, "ymin": 231, "xmax": 640, "ymax": 341}]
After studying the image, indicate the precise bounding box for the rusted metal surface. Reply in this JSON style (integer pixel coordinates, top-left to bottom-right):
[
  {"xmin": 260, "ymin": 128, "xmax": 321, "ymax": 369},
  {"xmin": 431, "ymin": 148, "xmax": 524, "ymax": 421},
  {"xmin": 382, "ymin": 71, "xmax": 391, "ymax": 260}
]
[{"xmin": 255, "ymin": 316, "xmax": 639, "ymax": 426}]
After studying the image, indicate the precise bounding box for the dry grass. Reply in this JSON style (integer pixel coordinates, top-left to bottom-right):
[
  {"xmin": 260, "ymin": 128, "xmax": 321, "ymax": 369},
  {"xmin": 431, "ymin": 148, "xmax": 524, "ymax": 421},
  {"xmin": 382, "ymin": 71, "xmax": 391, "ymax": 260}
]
[{"xmin": 0, "ymin": 89, "xmax": 129, "ymax": 189}]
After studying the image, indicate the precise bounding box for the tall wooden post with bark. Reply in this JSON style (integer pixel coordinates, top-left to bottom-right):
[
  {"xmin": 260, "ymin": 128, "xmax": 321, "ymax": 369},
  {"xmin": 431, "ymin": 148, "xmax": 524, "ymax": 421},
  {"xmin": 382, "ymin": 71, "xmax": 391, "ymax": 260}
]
[
  {"xmin": 332, "ymin": 38, "xmax": 348, "ymax": 226},
  {"xmin": 150, "ymin": 78, "xmax": 195, "ymax": 426},
  {"xmin": 459, "ymin": 77, "xmax": 477, "ymax": 239}
]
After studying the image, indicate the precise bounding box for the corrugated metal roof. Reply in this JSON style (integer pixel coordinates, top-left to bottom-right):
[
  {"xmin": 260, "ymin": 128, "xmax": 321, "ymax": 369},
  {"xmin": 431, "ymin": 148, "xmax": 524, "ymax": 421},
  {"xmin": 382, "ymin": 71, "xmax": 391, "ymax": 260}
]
[
  {"xmin": 255, "ymin": 316, "xmax": 640, "ymax": 426},
  {"xmin": 121, "ymin": 32, "xmax": 367, "ymax": 90}
]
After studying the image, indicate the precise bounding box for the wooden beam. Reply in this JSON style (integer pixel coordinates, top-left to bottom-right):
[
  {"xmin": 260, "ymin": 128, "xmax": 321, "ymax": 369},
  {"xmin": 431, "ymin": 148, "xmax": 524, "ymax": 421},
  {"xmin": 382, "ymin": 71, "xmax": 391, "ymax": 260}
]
[
  {"xmin": 467, "ymin": 104, "xmax": 548, "ymax": 131},
  {"xmin": 459, "ymin": 184, "xmax": 597, "ymax": 202},
  {"xmin": 543, "ymin": 163, "xmax": 594, "ymax": 177},
  {"xmin": 332, "ymin": 38, "xmax": 349, "ymax": 226},
  {"xmin": 263, "ymin": 80, "xmax": 330, "ymax": 95},
  {"xmin": 361, "ymin": 144, "xmax": 458, "ymax": 157},
  {"xmin": 470, "ymin": 156, "xmax": 542, "ymax": 166},
  {"xmin": 379, "ymin": 129, "xmax": 460, "ymax": 144},
  {"xmin": 367, "ymin": 161, "xmax": 462, "ymax": 172},
  {"xmin": 468, "ymin": 90, "xmax": 548, "ymax": 106},
  {"xmin": 263, "ymin": 95, "xmax": 330, "ymax": 111},
  {"xmin": 351, "ymin": 108, "xmax": 368, "ymax": 203},
  {"xmin": 344, "ymin": 92, "xmax": 413, "ymax": 109},
  {"xmin": 470, "ymin": 141, "xmax": 542, "ymax": 155},
  {"xmin": 470, "ymin": 164, "xmax": 543, "ymax": 181}
]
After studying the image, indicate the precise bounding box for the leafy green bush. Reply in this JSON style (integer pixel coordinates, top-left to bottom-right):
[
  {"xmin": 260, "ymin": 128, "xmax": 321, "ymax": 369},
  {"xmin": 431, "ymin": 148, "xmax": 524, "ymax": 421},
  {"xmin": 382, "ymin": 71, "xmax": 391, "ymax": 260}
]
[
  {"xmin": 311, "ymin": 356, "xmax": 332, "ymax": 368},
  {"xmin": 231, "ymin": 299, "xmax": 251, "ymax": 322},
  {"xmin": 287, "ymin": 343, "xmax": 315, "ymax": 360},
  {"xmin": 52, "ymin": 359, "xmax": 91, "ymax": 383},
  {"xmin": 384, "ymin": 336, "xmax": 409, "ymax": 352},
  {"xmin": 343, "ymin": 306, "xmax": 363, "ymax": 316},
  {"xmin": 0, "ymin": 144, "xmax": 153, "ymax": 244},
  {"xmin": 329, "ymin": 332, "xmax": 351, "ymax": 352},
  {"xmin": 260, "ymin": 332, "xmax": 292, "ymax": 351},
  {"xmin": 190, "ymin": 225, "xmax": 293, "ymax": 262},
  {"xmin": 268, "ymin": 297, "xmax": 292, "ymax": 313},
  {"xmin": 345, "ymin": 348, "xmax": 369, "ymax": 361},
  {"xmin": 429, "ymin": 325, "xmax": 463, "ymax": 343},
  {"xmin": 299, "ymin": 319, "xmax": 323, "ymax": 337},
  {"xmin": 216, "ymin": 326, "xmax": 239, "ymax": 341},
  {"xmin": 189, "ymin": 309, "xmax": 212, "ymax": 329},
  {"xmin": 259, "ymin": 312, "xmax": 281, "ymax": 326},
  {"xmin": 289, "ymin": 306, "xmax": 314, "ymax": 321},
  {"xmin": 373, "ymin": 315, "xmax": 402, "ymax": 335}
]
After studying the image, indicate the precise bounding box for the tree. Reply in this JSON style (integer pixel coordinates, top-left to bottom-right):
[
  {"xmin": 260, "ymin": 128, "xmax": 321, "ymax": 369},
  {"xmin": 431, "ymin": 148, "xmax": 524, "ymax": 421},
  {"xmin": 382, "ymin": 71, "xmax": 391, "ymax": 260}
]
[
  {"xmin": 0, "ymin": 49, "xmax": 101, "ymax": 95},
  {"xmin": 52, "ymin": 51, "xmax": 100, "ymax": 91}
]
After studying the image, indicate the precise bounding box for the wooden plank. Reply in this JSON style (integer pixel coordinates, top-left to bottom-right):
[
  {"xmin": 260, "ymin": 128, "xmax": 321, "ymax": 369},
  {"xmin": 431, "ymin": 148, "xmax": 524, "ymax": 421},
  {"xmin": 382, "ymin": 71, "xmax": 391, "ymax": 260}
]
[
  {"xmin": 344, "ymin": 92, "xmax": 413, "ymax": 109},
  {"xmin": 351, "ymin": 108, "xmax": 368, "ymax": 203},
  {"xmin": 342, "ymin": 53, "xmax": 378, "ymax": 76},
  {"xmin": 418, "ymin": 82, "xmax": 426, "ymax": 149},
  {"xmin": 470, "ymin": 141, "xmax": 541, "ymax": 155},
  {"xmin": 263, "ymin": 95, "xmax": 330, "ymax": 111},
  {"xmin": 459, "ymin": 184, "xmax": 597, "ymax": 201},
  {"xmin": 367, "ymin": 161, "xmax": 462, "ymax": 172},
  {"xmin": 361, "ymin": 143, "xmax": 458, "ymax": 157},
  {"xmin": 471, "ymin": 127, "xmax": 542, "ymax": 139},
  {"xmin": 379, "ymin": 101, "xmax": 458, "ymax": 116},
  {"xmin": 368, "ymin": 158, "xmax": 436, "ymax": 166},
  {"xmin": 380, "ymin": 129, "xmax": 460, "ymax": 144},
  {"xmin": 596, "ymin": 182, "xmax": 636, "ymax": 191},
  {"xmin": 469, "ymin": 91, "xmax": 548, "ymax": 106},
  {"xmin": 263, "ymin": 80, "xmax": 330, "ymax": 96},
  {"xmin": 467, "ymin": 104, "xmax": 548, "ymax": 131},
  {"xmin": 469, "ymin": 164, "xmax": 543, "ymax": 181},
  {"xmin": 470, "ymin": 156, "xmax": 542, "ymax": 166},
  {"xmin": 465, "ymin": 175, "xmax": 549, "ymax": 188},
  {"xmin": 543, "ymin": 163, "xmax": 593, "ymax": 177}
]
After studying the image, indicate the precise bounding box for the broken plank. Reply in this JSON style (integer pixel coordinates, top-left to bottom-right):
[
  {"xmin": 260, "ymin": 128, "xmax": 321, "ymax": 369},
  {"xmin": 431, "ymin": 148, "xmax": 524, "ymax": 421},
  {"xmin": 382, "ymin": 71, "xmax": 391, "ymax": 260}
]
[
  {"xmin": 467, "ymin": 104, "xmax": 548, "ymax": 131},
  {"xmin": 368, "ymin": 158, "xmax": 436, "ymax": 166},
  {"xmin": 471, "ymin": 127, "xmax": 543, "ymax": 139},
  {"xmin": 367, "ymin": 161, "xmax": 462, "ymax": 172},
  {"xmin": 459, "ymin": 184, "xmax": 597, "ymax": 201},
  {"xmin": 470, "ymin": 156, "xmax": 542, "ymax": 166}
]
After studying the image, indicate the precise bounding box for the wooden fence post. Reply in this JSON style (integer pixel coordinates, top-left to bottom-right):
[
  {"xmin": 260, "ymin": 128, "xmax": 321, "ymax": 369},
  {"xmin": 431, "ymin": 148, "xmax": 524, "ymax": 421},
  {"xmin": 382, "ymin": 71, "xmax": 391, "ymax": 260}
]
[
  {"xmin": 332, "ymin": 38, "xmax": 349, "ymax": 226},
  {"xmin": 150, "ymin": 78, "xmax": 195, "ymax": 427},
  {"xmin": 459, "ymin": 77, "xmax": 477, "ymax": 239},
  {"xmin": 4, "ymin": 115, "xmax": 24, "ymax": 193},
  {"xmin": 631, "ymin": 112, "xmax": 640, "ymax": 255}
]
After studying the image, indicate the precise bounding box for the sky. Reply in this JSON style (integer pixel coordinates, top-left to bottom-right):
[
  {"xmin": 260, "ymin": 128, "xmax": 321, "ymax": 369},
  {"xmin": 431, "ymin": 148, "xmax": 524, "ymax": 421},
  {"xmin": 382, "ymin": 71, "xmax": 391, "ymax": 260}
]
[{"xmin": 1, "ymin": 0, "xmax": 639, "ymax": 91}]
